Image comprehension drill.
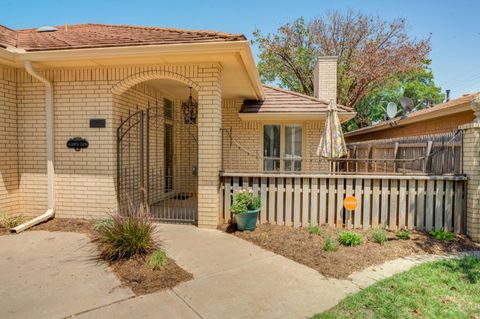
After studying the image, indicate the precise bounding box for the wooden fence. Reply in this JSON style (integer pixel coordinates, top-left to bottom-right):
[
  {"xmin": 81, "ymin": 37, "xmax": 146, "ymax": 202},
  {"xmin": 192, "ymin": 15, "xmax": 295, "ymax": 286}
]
[
  {"xmin": 221, "ymin": 173, "xmax": 466, "ymax": 233},
  {"xmin": 346, "ymin": 131, "xmax": 462, "ymax": 175}
]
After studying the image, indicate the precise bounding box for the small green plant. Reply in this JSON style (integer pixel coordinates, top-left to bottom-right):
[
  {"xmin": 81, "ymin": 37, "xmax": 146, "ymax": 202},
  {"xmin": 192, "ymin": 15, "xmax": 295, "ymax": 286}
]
[
  {"xmin": 230, "ymin": 189, "xmax": 261, "ymax": 214},
  {"xmin": 0, "ymin": 214, "xmax": 26, "ymax": 229},
  {"xmin": 429, "ymin": 228, "xmax": 455, "ymax": 241},
  {"xmin": 95, "ymin": 210, "xmax": 157, "ymax": 261},
  {"xmin": 260, "ymin": 230, "xmax": 270, "ymax": 241},
  {"xmin": 148, "ymin": 249, "xmax": 167, "ymax": 270},
  {"xmin": 323, "ymin": 237, "xmax": 338, "ymax": 252},
  {"xmin": 338, "ymin": 231, "xmax": 363, "ymax": 247},
  {"xmin": 94, "ymin": 217, "xmax": 114, "ymax": 232},
  {"xmin": 307, "ymin": 224, "xmax": 321, "ymax": 235},
  {"xmin": 371, "ymin": 229, "xmax": 388, "ymax": 245},
  {"xmin": 397, "ymin": 230, "xmax": 412, "ymax": 240}
]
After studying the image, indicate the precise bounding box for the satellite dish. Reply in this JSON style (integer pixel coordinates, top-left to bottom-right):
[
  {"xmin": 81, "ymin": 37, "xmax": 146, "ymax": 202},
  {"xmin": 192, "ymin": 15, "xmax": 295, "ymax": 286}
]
[
  {"xmin": 400, "ymin": 97, "xmax": 414, "ymax": 112},
  {"xmin": 386, "ymin": 102, "xmax": 398, "ymax": 119}
]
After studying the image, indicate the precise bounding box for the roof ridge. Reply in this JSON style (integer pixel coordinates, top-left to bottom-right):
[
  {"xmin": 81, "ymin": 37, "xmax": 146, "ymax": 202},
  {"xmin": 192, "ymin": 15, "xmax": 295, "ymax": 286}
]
[
  {"xmin": 15, "ymin": 23, "xmax": 246, "ymax": 39},
  {"xmin": 262, "ymin": 84, "xmax": 352, "ymax": 111},
  {"xmin": 0, "ymin": 24, "xmax": 16, "ymax": 32}
]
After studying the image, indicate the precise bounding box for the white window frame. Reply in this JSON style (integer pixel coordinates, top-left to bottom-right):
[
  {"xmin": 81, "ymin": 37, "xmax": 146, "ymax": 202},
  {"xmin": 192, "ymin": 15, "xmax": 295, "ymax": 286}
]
[{"xmin": 262, "ymin": 123, "xmax": 304, "ymax": 172}]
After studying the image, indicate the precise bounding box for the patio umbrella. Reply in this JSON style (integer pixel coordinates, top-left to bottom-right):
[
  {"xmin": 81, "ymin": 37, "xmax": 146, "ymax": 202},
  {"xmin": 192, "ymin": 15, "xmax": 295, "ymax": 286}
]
[{"xmin": 316, "ymin": 100, "xmax": 347, "ymax": 159}]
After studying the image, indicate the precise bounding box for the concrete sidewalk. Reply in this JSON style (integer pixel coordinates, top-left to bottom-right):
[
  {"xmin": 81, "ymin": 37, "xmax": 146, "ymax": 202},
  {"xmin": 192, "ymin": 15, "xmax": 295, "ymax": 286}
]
[
  {"xmin": 3, "ymin": 225, "xmax": 469, "ymax": 319},
  {"xmin": 0, "ymin": 231, "xmax": 134, "ymax": 319},
  {"xmin": 77, "ymin": 224, "xmax": 358, "ymax": 319}
]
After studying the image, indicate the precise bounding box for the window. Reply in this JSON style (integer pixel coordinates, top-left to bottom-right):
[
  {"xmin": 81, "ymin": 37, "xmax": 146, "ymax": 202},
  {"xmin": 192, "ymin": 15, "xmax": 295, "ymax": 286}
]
[
  {"xmin": 263, "ymin": 125, "xmax": 281, "ymax": 171},
  {"xmin": 164, "ymin": 98, "xmax": 174, "ymax": 193},
  {"xmin": 263, "ymin": 124, "xmax": 303, "ymax": 172},
  {"xmin": 284, "ymin": 125, "xmax": 302, "ymax": 171},
  {"xmin": 164, "ymin": 98, "xmax": 173, "ymax": 120}
]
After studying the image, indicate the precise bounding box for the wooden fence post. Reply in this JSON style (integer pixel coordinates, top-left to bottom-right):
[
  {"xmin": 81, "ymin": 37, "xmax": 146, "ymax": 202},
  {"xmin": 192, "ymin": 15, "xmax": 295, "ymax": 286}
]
[{"xmin": 423, "ymin": 141, "xmax": 433, "ymax": 173}]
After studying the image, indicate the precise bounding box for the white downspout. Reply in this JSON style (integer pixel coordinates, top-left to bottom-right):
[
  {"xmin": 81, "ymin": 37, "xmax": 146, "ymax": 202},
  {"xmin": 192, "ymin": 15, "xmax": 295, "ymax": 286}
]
[{"xmin": 12, "ymin": 61, "xmax": 55, "ymax": 233}]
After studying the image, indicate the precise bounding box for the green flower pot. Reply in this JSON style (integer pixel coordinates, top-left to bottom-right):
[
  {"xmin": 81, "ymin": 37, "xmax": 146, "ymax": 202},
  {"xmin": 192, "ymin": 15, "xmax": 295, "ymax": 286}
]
[{"xmin": 235, "ymin": 208, "xmax": 260, "ymax": 231}]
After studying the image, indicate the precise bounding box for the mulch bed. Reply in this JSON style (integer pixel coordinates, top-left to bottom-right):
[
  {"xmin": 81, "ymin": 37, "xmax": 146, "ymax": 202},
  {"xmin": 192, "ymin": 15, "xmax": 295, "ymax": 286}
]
[
  {"xmin": 111, "ymin": 255, "xmax": 193, "ymax": 295},
  {"xmin": 30, "ymin": 217, "xmax": 95, "ymax": 236},
  {"xmin": 28, "ymin": 218, "xmax": 192, "ymax": 295},
  {"xmin": 222, "ymin": 223, "xmax": 480, "ymax": 279}
]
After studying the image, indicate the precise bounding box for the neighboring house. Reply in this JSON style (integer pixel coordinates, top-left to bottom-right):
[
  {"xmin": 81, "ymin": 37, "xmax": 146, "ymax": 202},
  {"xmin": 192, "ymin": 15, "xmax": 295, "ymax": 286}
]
[
  {"xmin": 0, "ymin": 23, "xmax": 354, "ymax": 228},
  {"xmin": 345, "ymin": 93, "xmax": 478, "ymax": 143}
]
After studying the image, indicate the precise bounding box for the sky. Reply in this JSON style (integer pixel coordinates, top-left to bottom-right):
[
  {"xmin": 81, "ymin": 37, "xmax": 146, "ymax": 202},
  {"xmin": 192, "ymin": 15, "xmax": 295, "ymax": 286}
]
[{"xmin": 1, "ymin": 0, "xmax": 479, "ymax": 98}]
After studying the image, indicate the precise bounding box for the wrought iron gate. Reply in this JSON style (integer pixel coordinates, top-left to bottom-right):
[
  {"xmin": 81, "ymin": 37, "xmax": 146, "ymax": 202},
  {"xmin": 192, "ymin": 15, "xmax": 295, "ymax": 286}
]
[{"xmin": 117, "ymin": 101, "xmax": 198, "ymax": 223}]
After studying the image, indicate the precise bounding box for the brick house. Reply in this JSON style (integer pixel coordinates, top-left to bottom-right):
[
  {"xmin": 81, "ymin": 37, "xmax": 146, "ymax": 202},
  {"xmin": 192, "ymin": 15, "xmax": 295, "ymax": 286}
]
[{"xmin": 0, "ymin": 23, "xmax": 355, "ymax": 229}]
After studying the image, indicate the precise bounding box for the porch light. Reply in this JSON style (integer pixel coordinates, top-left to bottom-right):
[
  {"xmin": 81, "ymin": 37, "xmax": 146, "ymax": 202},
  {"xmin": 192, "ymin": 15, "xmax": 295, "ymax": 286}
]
[{"xmin": 182, "ymin": 87, "xmax": 198, "ymax": 124}]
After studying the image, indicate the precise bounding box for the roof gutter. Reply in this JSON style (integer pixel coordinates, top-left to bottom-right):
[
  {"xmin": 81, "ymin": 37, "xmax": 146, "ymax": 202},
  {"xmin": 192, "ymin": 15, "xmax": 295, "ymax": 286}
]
[{"xmin": 12, "ymin": 61, "xmax": 55, "ymax": 233}]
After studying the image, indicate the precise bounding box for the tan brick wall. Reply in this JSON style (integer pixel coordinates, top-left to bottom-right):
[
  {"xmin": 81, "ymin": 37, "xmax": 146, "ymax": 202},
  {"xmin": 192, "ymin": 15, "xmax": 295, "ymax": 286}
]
[
  {"xmin": 221, "ymin": 101, "xmax": 329, "ymax": 173},
  {"xmin": 314, "ymin": 57, "xmax": 337, "ymax": 102},
  {"xmin": 9, "ymin": 64, "xmax": 225, "ymax": 225},
  {"xmin": 0, "ymin": 65, "xmax": 19, "ymax": 215},
  {"xmin": 461, "ymin": 122, "xmax": 480, "ymax": 242},
  {"xmin": 197, "ymin": 65, "xmax": 223, "ymax": 228},
  {"xmin": 17, "ymin": 69, "xmax": 116, "ymax": 218},
  {"xmin": 4, "ymin": 62, "xmax": 329, "ymax": 227}
]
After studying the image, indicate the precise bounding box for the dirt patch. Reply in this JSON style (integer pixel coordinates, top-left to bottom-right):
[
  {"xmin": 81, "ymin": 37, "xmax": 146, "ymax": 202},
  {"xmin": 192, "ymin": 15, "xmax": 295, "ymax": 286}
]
[
  {"xmin": 111, "ymin": 255, "xmax": 193, "ymax": 295},
  {"xmin": 0, "ymin": 225, "xmax": 9, "ymax": 235},
  {"xmin": 30, "ymin": 218, "xmax": 95, "ymax": 236},
  {"xmin": 222, "ymin": 224, "xmax": 479, "ymax": 279},
  {"xmin": 28, "ymin": 218, "xmax": 192, "ymax": 295}
]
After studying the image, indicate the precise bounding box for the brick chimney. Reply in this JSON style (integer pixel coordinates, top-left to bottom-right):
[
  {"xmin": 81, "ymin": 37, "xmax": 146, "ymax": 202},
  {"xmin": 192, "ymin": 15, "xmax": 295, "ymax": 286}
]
[{"xmin": 314, "ymin": 56, "xmax": 338, "ymax": 102}]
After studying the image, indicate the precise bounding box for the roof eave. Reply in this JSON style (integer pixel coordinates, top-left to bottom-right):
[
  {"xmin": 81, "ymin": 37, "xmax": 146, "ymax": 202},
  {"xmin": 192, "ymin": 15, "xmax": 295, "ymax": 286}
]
[
  {"xmin": 345, "ymin": 101, "xmax": 473, "ymax": 137},
  {"xmin": 1, "ymin": 40, "xmax": 264, "ymax": 100},
  {"xmin": 239, "ymin": 111, "xmax": 355, "ymax": 122}
]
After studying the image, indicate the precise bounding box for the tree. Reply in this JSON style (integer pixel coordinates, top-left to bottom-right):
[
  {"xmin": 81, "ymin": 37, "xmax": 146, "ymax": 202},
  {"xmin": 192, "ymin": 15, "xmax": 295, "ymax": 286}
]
[
  {"xmin": 347, "ymin": 62, "xmax": 444, "ymax": 130},
  {"xmin": 254, "ymin": 11, "xmax": 432, "ymax": 111}
]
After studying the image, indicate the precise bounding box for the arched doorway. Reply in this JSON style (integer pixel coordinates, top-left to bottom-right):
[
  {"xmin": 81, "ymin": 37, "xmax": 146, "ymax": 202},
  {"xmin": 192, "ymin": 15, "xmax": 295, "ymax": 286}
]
[{"xmin": 113, "ymin": 74, "xmax": 200, "ymax": 223}]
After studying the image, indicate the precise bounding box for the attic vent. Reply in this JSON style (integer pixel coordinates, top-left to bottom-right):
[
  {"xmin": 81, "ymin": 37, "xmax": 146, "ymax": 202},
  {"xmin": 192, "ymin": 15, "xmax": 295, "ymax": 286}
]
[{"xmin": 36, "ymin": 26, "xmax": 58, "ymax": 32}]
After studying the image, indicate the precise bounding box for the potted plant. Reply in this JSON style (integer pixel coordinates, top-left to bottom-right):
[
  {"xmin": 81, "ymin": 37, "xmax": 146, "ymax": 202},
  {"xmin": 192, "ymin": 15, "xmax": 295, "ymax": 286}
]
[{"xmin": 231, "ymin": 189, "xmax": 261, "ymax": 231}]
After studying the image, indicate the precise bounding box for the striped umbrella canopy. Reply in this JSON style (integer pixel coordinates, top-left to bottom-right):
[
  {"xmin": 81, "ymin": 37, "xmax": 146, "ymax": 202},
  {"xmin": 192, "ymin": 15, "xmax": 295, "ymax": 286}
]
[{"xmin": 316, "ymin": 101, "xmax": 347, "ymax": 159}]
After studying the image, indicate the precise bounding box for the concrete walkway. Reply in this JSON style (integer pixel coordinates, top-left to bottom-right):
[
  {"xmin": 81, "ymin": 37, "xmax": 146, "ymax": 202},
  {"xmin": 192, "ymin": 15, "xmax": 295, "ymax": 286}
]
[
  {"xmin": 0, "ymin": 231, "xmax": 134, "ymax": 319},
  {"xmin": 1, "ymin": 226, "xmax": 478, "ymax": 319},
  {"xmin": 77, "ymin": 224, "xmax": 358, "ymax": 319}
]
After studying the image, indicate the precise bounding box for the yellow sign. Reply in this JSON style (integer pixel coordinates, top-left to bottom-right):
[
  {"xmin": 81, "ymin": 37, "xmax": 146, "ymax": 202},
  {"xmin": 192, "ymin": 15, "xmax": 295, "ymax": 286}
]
[{"xmin": 343, "ymin": 196, "xmax": 358, "ymax": 211}]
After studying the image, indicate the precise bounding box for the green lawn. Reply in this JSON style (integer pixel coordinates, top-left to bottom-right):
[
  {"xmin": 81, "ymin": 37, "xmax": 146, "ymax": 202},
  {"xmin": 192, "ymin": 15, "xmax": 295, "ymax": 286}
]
[{"xmin": 313, "ymin": 256, "xmax": 480, "ymax": 319}]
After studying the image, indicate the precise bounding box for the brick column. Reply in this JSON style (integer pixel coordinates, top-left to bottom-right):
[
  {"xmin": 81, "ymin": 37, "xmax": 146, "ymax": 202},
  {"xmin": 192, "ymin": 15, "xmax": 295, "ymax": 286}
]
[
  {"xmin": 197, "ymin": 66, "xmax": 222, "ymax": 228},
  {"xmin": 461, "ymin": 121, "xmax": 480, "ymax": 241}
]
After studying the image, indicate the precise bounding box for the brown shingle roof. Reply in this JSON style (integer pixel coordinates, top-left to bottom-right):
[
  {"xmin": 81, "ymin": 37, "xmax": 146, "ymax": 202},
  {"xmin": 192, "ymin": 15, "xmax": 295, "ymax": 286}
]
[
  {"xmin": 0, "ymin": 25, "xmax": 16, "ymax": 48},
  {"xmin": 0, "ymin": 23, "xmax": 246, "ymax": 51},
  {"xmin": 240, "ymin": 85, "xmax": 353, "ymax": 114}
]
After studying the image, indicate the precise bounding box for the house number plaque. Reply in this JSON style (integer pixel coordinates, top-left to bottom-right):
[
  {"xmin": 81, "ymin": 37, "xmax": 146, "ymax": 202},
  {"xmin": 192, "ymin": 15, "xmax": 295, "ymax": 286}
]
[{"xmin": 67, "ymin": 137, "xmax": 89, "ymax": 151}]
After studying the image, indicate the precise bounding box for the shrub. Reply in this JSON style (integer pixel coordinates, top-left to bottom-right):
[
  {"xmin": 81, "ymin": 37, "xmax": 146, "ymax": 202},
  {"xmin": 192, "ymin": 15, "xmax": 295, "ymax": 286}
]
[
  {"xmin": 94, "ymin": 218, "xmax": 114, "ymax": 232},
  {"xmin": 307, "ymin": 224, "xmax": 321, "ymax": 235},
  {"xmin": 371, "ymin": 229, "xmax": 388, "ymax": 244},
  {"xmin": 397, "ymin": 230, "xmax": 411, "ymax": 240},
  {"xmin": 95, "ymin": 211, "xmax": 157, "ymax": 261},
  {"xmin": 429, "ymin": 228, "xmax": 455, "ymax": 241},
  {"xmin": 230, "ymin": 189, "xmax": 261, "ymax": 214},
  {"xmin": 148, "ymin": 249, "xmax": 167, "ymax": 270},
  {"xmin": 338, "ymin": 231, "xmax": 363, "ymax": 247},
  {"xmin": 0, "ymin": 214, "xmax": 26, "ymax": 229},
  {"xmin": 323, "ymin": 237, "xmax": 338, "ymax": 252}
]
